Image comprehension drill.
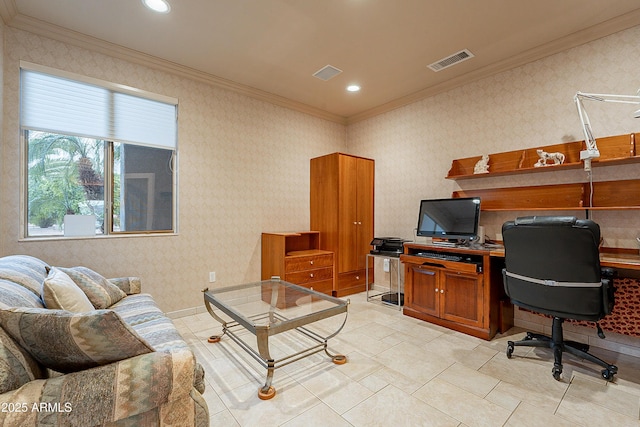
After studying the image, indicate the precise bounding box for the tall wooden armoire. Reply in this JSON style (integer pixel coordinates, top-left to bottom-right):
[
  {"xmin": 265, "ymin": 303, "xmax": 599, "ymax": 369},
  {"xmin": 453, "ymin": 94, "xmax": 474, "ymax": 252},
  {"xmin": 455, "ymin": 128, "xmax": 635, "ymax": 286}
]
[{"xmin": 310, "ymin": 153, "xmax": 374, "ymax": 297}]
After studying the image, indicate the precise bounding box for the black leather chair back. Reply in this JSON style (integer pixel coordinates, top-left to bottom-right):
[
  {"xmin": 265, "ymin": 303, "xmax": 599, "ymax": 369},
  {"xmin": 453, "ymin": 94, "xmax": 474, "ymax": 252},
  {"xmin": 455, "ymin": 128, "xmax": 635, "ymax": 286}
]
[{"xmin": 502, "ymin": 216, "xmax": 613, "ymax": 321}]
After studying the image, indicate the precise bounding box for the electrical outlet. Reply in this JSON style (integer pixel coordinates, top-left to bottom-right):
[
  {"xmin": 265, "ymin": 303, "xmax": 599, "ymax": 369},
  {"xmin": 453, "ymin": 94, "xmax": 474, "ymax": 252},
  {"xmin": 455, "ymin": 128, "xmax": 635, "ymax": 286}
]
[
  {"xmin": 209, "ymin": 272, "xmax": 216, "ymax": 283},
  {"xmin": 383, "ymin": 258, "xmax": 390, "ymax": 272}
]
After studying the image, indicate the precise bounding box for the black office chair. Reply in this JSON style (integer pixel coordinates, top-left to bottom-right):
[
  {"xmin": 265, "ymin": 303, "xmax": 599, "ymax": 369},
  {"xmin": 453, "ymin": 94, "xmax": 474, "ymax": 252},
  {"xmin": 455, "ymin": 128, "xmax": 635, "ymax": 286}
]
[{"xmin": 502, "ymin": 216, "xmax": 618, "ymax": 381}]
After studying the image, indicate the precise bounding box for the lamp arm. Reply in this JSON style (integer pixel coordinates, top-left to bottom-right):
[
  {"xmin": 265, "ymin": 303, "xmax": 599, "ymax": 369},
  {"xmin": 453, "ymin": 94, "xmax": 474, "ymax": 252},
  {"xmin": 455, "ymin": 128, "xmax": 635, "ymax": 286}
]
[
  {"xmin": 574, "ymin": 94, "xmax": 597, "ymax": 154},
  {"xmin": 573, "ymin": 91, "xmax": 640, "ymax": 171}
]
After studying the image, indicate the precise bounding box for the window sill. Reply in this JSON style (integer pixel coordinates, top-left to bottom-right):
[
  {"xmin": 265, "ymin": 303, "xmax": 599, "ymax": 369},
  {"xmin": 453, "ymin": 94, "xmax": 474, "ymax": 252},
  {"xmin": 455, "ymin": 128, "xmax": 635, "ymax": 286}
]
[{"xmin": 19, "ymin": 232, "xmax": 178, "ymax": 242}]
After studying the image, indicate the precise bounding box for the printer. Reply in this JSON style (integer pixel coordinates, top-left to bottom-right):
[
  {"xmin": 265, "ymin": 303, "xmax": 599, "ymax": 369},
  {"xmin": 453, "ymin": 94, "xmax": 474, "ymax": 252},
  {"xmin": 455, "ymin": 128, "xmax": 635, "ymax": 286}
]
[{"xmin": 370, "ymin": 237, "xmax": 409, "ymax": 257}]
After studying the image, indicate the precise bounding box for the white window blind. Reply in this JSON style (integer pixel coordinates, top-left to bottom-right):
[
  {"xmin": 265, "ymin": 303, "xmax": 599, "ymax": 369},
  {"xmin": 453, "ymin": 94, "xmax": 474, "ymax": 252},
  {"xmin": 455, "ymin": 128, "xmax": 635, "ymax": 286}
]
[{"xmin": 21, "ymin": 68, "xmax": 177, "ymax": 149}]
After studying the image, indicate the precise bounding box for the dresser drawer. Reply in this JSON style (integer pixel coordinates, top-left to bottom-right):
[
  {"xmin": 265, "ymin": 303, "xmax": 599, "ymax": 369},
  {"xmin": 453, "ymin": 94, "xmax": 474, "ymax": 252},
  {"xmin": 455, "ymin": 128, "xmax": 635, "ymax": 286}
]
[
  {"xmin": 337, "ymin": 269, "xmax": 366, "ymax": 288},
  {"xmin": 305, "ymin": 279, "xmax": 333, "ymax": 295},
  {"xmin": 285, "ymin": 267, "xmax": 333, "ymax": 285},
  {"xmin": 285, "ymin": 253, "xmax": 333, "ymax": 272},
  {"xmin": 335, "ymin": 268, "xmax": 373, "ymax": 296}
]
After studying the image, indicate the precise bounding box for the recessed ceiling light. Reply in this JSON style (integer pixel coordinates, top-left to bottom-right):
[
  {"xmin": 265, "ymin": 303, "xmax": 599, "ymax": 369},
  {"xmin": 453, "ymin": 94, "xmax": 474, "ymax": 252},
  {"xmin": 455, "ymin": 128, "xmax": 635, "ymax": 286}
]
[
  {"xmin": 142, "ymin": 0, "xmax": 171, "ymax": 13},
  {"xmin": 346, "ymin": 85, "xmax": 361, "ymax": 92}
]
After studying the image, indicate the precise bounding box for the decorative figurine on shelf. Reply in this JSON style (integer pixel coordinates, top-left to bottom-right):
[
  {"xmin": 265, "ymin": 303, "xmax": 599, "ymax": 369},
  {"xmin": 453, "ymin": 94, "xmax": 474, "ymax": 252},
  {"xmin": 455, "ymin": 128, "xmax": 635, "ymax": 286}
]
[
  {"xmin": 473, "ymin": 154, "xmax": 490, "ymax": 174},
  {"xmin": 534, "ymin": 149, "xmax": 565, "ymax": 167}
]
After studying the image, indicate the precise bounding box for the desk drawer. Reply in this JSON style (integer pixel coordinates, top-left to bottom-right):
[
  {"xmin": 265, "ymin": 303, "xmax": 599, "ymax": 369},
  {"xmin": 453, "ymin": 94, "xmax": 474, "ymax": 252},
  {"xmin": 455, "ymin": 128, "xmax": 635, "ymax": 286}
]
[
  {"xmin": 285, "ymin": 267, "xmax": 333, "ymax": 285},
  {"xmin": 285, "ymin": 253, "xmax": 333, "ymax": 272}
]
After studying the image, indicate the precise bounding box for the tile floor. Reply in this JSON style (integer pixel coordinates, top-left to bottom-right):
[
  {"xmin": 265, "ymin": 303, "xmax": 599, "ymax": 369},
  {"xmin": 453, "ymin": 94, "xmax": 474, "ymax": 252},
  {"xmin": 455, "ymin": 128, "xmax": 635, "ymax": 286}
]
[{"xmin": 173, "ymin": 292, "xmax": 640, "ymax": 427}]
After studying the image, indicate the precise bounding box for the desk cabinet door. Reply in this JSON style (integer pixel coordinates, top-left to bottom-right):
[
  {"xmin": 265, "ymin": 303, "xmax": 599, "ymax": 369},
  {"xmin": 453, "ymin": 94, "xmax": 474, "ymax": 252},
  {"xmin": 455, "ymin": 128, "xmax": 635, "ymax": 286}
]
[
  {"xmin": 406, "ymin": 265, "xmax": 439, "ymax": 317},
  {"xmin": 441, "ymin": 271, "xmax": 484, "ymax": 328}
]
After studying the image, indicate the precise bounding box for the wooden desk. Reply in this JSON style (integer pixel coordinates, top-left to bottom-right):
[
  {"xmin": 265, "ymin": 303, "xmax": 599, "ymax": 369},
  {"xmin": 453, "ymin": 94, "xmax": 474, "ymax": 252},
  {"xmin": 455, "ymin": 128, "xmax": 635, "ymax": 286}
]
[
  {"xmin": 488, "ymin": 246, "xmax": 640, "ymax": 272},
  {"xmin": 401, "ymin": 243, "xmax": 640, "ymax": 339},
  {"xmin": 401, "ymin": 243, "xmax": 505, "ymax": 340},
  {"xmin": 483, "ymin": 245, "xmax": 640, "ymax": 338}
]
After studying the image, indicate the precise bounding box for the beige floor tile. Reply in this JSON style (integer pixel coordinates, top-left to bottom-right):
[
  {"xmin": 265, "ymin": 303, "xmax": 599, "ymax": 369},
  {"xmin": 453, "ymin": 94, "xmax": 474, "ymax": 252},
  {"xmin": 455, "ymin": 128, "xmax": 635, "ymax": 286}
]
[
  {"xmin": 208, "ymin": 409, "xmax": 240, "ymax": 427},
  {"xmin": 420, "ymin": 332, "xmax": 492, "ymax": 368},
  {"xmin": 218, "ymin": 377, "xmax": 319, "ymax": 427},
  {"xmin": 280, "ymin": 402, "xmax": 353, "ymax": 427},
  {"xmin": 343, "ymin": 385, "xmax": 459, "ymax": 427},
  {"xmin": 414, "ymin": 377, "xmax": 512, "ymax": 427},
  {"xmin": 177, "ymin": 290, "xmax": 640, "ymax": 427},
  {"xmin": 566, "ymin": 374, "xmax": 640, "ymax": 419},
  {"xmin": 484, "ymin": 383, "xmax": 522, "ymax": 412},
  {"xmin": 379, "ymin": 330, "xmax": 413, "ymax": 346},
  {"xmin": 358, "ymin": 371, "xmax": 389, "ymax": 393},
  {"xmin": 360, "ymin": 363, "xmax": 425, "ymax": 394},
  {"xmin": 292, "ymin": 364, "xmax": 374, "ymax": 414},
  {"xmin": 504, "ymin": 402, "xmax": 579, "ymax": 427},
  {"xmin": 200, "ymin": 381, "xmax": 227, "ymax": 415},
  {"xmin": 555, "ymin": 393, "xmax": 640, "ymax": 427},
  {"xmin": 386, "ymin": 316, "xmax": 447, "ymax": 343},
  {"xmin": 437, "ymin": 362, "xmax": 500, "ymax": 397},
  {"xmin": 458, "ymin": 344, "xmax": 500, "ymax": 370},
  {"xmin": 486, "ymin": 380, "xmax": 560, "ymax": 413},
  {"xmin": 349, "ymin": 321, "xmax": 398, "ymax": 341},
  {"xmin": 337, "ymin": 328, "xmax": 394, "ymax": 357},
  {"xmin": 479, "ymin": 351, "xmax": 570, "ymax": 401},
  {"xmin": 201, "ymin": 348, "xmax": 265, "ymax": 395},
  {"xmin": 336, "ymin": 349, "xmax": 384, "ymax": 382},
  {"xmin": 373, "ymin": 341, "xmax": 454, "ymax": 384}
]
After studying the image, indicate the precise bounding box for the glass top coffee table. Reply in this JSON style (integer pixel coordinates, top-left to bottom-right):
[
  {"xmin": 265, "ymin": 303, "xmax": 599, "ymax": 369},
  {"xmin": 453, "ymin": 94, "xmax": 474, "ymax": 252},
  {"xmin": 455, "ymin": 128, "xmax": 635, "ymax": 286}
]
[{"xmin": 202, "ymin": 277, "xmax": 349, "ymax": 400}]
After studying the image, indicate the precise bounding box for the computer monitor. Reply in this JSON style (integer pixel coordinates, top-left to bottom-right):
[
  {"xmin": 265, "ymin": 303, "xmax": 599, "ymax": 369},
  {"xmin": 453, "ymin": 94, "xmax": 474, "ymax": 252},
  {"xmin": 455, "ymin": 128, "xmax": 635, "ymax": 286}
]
[{"xmin": 416, "ymin": 197, "xmax": 481, "ymax": 244}]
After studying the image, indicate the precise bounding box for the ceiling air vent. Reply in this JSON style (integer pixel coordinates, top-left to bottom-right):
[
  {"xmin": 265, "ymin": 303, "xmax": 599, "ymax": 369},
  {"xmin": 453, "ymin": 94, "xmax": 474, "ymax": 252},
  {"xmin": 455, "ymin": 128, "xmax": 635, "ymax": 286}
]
[
  {"xmin": 313, "ymin": 65, "xmax": 343, "ymax": 81},
  {"xmin": 428, "ymin": 49, "xmax": 474, "ymax": 72}
]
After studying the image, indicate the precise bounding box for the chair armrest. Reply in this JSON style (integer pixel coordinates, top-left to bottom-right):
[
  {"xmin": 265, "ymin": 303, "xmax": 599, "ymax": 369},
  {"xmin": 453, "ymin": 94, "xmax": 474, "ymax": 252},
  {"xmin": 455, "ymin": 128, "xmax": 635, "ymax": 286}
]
[
  {"xmin": 0, "ymin": 350, "xmax": 196, "ymax": 426},
  {"xmin": 108, "ymin": 276, "xmax": 141, "ymax": 295}
]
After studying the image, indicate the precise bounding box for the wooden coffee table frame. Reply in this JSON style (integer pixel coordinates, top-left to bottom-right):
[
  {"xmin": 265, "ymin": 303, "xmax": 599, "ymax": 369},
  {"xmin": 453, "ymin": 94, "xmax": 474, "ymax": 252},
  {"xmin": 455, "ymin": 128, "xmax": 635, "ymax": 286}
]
[{"xmin": 202, "ymin": 278, "xmax": 348, "ymax": 400}]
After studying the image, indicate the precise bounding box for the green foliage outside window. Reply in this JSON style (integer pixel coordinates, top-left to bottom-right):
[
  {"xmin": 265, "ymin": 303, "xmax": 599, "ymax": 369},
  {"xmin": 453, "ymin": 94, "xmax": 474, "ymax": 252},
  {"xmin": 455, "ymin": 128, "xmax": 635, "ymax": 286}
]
[{"xmin": 27, "ymin": 131, "xmax": 106, "ymax": 233}]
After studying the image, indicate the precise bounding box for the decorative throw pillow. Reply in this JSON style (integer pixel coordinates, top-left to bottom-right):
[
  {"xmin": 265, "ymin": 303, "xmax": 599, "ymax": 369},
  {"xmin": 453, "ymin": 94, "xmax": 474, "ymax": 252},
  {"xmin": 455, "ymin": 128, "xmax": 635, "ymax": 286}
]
[
  {"xmin": 41, "ymin": 267, "xmax": 94, "ymax": 313},
  {"xmin": 0, "ymin": 307, "xmax": 154, "ymax": 373},
  {"xmin": 57, "ymin": 266, "xmax": 127, "ymax": 309},
  {"xmin": 0, "ymin": 327, "xmax": 45, "ymax": 393}
]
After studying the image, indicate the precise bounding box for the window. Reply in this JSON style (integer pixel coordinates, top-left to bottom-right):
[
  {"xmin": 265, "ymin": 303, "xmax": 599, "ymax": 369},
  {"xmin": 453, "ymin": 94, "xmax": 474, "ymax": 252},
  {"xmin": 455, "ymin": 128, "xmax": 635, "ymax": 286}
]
[{"xmin": 21, "ymin": 63, "xmax": 178, "ymax": 237}]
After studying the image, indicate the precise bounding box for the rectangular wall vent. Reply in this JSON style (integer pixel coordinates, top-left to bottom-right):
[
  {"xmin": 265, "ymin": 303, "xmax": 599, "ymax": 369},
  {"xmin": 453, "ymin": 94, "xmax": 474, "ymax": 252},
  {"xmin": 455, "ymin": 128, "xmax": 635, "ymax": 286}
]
[
  {"xmin": 428, "ymin": 49, "xmax": 474, "ymax": 72},
  {"xmin": 313, "ymin": 65, "xmax": 343, "ymax": 81}
]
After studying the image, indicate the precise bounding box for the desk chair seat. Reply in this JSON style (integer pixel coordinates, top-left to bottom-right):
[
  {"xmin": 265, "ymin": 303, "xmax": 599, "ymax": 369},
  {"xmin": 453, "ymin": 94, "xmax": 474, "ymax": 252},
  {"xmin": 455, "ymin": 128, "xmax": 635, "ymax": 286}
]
[{"xmin": 502, "ymin": 216, "xmax": 617, "ymax": 381}]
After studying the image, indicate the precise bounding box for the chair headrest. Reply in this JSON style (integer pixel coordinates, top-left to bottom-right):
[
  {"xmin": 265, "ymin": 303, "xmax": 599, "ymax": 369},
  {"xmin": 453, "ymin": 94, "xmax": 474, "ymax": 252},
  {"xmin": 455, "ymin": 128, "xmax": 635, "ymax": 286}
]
[{"xmin": 513, "ymin": 216, "xmax": 577, "ymax": 226}]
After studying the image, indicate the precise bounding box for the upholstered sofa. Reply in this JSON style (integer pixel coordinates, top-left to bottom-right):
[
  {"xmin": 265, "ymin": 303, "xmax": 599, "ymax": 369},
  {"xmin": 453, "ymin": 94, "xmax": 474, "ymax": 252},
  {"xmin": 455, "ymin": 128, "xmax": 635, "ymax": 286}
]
[{"xmin": 0, "ymin": 255, "xmax": 209, "ymax": 426}]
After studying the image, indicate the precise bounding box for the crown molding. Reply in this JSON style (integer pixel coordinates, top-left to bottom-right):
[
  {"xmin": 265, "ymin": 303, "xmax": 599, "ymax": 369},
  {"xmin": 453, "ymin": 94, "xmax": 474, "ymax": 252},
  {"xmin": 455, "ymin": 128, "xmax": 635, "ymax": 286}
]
[
  {"xmin": 3, "ymin": 12, "xmax": 348, "ymax": 125},
  {"xmin": 0, "ymin": 0, "xmax": 18, "ymax": 25},
  {"xmin": 346, "ymin": 9, "xmax": 640, "ymax": 125},
  {"xmin": 3, "ymin": 5, "xmax": 640, "ymax": 127}
]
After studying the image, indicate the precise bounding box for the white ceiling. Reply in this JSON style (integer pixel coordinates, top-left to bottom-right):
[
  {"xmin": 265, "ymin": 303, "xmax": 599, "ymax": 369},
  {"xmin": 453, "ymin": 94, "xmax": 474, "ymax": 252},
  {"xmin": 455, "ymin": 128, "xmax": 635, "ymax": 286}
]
[{"xmin": 2, "ymin": 0, "xmax": 640, "ymax": 124}]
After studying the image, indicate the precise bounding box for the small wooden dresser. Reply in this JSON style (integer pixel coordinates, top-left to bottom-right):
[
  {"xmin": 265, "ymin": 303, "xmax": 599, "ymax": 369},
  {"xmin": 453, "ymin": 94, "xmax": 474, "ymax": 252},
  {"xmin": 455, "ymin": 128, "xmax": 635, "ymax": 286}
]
[{"xmin": 261, "ymin": 232, "xmax": 335, "ymax": 297}]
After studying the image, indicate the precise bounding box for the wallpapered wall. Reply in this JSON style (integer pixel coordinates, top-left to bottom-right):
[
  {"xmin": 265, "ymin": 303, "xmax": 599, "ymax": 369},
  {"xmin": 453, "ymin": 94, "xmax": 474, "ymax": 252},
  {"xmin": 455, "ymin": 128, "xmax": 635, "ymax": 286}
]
[
  {"xmin": 349, "ymin": 24, "xmax": 640, "ymax": 249},
  {"xmin": 0, "ymin": 27, "xmax": 345, "ymax": 313},
  {"xmin": 2, "ymin": 24, "xmax": 640, "ymax": 314}
]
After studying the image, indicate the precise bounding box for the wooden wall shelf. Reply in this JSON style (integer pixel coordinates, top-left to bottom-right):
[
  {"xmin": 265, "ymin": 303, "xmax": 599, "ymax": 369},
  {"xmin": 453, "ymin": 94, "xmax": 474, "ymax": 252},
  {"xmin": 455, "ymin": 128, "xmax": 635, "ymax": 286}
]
[
  {"xmin": 453, "ymin": 179, "xmax": 640, "ymax": 211},
  {"xmin": 447, "ymin": 133, "xmax": 639, "ymax": 180}
]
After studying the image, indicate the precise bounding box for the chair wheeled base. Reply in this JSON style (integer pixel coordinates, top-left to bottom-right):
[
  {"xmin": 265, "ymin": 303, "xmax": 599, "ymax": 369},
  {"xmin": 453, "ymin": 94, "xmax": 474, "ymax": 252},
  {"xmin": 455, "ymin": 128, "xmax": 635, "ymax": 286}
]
[{"xmin": 505, "ymin": 317, "xmax": 618, "ymax": 381}]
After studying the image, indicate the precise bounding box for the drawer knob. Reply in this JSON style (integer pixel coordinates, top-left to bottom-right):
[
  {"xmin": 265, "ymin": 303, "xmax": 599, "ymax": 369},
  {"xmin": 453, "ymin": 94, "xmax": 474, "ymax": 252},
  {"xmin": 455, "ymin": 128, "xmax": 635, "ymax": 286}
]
[
  {"xmin": 310, "ymin": 273, "xmax": 314, "ymax": 278},
  {"xmin": 356, "ymin": 275, "xmax": 360, "ymax": 280},
  {"xmin": 440, "ymin": 289, "xmax": 444, "ymax": 293},
  {"xmin": 435, "ymin": 288, "xmax": 439, "ymax": 293},
  {"xmin": 310, "ymin": 260, "xmax": 314, "ymax": 265}
]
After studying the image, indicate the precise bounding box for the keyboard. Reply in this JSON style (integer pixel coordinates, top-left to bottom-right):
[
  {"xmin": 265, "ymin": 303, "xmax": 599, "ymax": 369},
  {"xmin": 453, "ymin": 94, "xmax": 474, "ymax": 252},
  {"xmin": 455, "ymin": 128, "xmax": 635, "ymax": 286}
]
[{"xmin": 415, "ymin": 251, "xmax": 463, "ymax": 262}]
